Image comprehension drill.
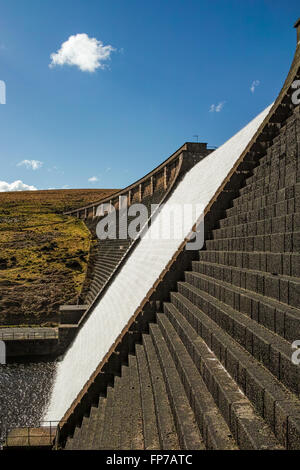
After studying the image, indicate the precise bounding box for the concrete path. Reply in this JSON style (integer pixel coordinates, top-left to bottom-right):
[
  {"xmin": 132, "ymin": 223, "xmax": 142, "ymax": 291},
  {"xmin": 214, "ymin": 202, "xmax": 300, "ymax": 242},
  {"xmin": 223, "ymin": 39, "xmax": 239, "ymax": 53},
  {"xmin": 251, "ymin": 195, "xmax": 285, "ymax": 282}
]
[{"xmin": 0, "ymin": 327, "xmax": 58, "ymax": 341}]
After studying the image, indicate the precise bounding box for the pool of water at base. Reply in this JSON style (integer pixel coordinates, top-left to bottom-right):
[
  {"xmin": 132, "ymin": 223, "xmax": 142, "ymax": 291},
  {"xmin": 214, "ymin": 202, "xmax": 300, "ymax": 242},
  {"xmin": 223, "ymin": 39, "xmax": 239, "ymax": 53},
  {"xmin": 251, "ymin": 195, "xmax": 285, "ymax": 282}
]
[{"xmin": 0, "ymin": 359, "xmax": 57, "ymax": 447}]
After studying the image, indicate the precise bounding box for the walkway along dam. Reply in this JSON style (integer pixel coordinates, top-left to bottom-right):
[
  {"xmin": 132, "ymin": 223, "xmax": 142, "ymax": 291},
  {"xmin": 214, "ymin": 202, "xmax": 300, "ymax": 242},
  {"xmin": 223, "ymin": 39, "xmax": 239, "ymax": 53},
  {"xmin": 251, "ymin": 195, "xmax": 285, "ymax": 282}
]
[{"xmin": 5, "ymin": 19, "xmax": 300, "ymax": 450}]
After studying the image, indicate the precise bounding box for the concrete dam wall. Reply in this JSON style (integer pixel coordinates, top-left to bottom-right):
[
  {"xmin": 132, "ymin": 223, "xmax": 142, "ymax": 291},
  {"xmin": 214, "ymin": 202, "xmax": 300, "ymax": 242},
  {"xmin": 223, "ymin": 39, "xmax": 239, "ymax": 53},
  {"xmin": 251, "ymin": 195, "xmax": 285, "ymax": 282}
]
[{"xmin": 45, "ymin": 105, "xmax": 272, "ymax": 423}]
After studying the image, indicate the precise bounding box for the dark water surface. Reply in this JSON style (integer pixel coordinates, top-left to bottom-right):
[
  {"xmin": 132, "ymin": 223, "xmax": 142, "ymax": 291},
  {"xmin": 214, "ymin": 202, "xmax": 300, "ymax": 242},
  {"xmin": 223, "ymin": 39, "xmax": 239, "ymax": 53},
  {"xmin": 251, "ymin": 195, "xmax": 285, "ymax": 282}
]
[{"xmin": 0, "ymin": 360, "xmax": 57, "ymax": 445}]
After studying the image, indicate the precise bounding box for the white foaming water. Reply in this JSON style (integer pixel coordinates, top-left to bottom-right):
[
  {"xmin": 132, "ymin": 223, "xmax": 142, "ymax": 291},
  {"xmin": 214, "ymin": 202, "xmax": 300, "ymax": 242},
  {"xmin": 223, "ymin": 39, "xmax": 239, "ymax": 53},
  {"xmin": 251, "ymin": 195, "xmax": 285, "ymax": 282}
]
[{"xmin": 45, "ymin": 104, "xmax": 272, "ymax": 421}]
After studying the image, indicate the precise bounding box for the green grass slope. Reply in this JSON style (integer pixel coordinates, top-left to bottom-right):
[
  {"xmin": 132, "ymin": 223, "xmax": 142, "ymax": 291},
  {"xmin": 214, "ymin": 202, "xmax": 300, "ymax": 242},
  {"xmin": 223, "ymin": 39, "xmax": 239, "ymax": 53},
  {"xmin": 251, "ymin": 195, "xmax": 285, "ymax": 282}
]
[{"xmin": 0, "ymin": 189, "xmax": 117, "ymax": 326}]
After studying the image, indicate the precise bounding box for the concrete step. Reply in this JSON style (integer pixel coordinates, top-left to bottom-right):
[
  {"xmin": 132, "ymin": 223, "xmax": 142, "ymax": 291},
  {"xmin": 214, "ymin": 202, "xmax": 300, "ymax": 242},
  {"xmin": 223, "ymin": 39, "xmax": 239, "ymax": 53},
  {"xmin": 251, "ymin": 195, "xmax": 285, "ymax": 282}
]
[
  {"xmin": 87, "ymin": 277, "xmax": 106, "ymax": 291},
  {"xmin": 85, "ymin": 282, "xmax": 107, "ymax": 301},
  {"xmin": 64, "ymin": 437, "xmax": 73, "ymax": 450},
  {"xmin": 135, "ymin": 343, "xmax": 160, "ymax": 449},
  {"xmin": 97, "ymin": 239, "xmax": 131, "ymax": 247},
  {"xmin": 149, "ymin": 323, "xmax": 205, "ymax": 450},
  {"xmin": 213, "ymin": 212, "xmax": 300, "ymax": 240},
  {"xmin": 128, "ymin": 354, "xmax": 144, "ymax": 450},
  {"xmin": 88, "ymin": 276, "xmax": 108, "ymax": 291},
  {"xmin": 85, "ymin": 247, "xmax": 132, "ymax": 303},
  {"xmin": 249, "ymin": 151, "xmax": 298, "ymax": 182},
  {"xmin": 83, "ymin": 240, "xmax": 132, "ymax": 305},
  {"xmin": 85, "ymin": 284, "xmax": 102, "ymax": 301},
  {"xmin": 90, "ymin": 396, "xmax": 107, "ymax": 450},
  {"xmin": 93, "ymin": 261, "xmax": 120, "ymax": 274},
  {"xmin": 91, "ymin": 265, "xmax": 118, "ymax": 281},
  {"xmin": 99, "ymin": 385, "xmax": 115, "ymax": 449},
  {"xmin": 177, "ymin": 278, "xmax": 299, "ymax": 395},
  {"xmin": 75, "ymin": 415, "xmax": 90, "ymax": 449},
  {"xmin": 92, "ymin": 266, "xmax": 117, "ymax": 279},
  {"xmin": 96, "ymin": 239, "xmax": 130, "ymax": 250},
  {"xmin": 96, "ymin": 249, "xmax": 126, "ymax": 259},
  {"xmin": 226, "ymin": 194, "xmax": 300, "ymax": 222},
  {"xmin": 142, "ymin": 334, "xmax": 180, "ymax": 450},
  {"xmin": 85, "ymin": 293, "xmax": 96, "ymax": 304},
  {"xmin": 169, "ymin": 290, "xmax": 300, "ymax": 449},
  {"xmin": 240, "ymin": 166, "xmax": 298, "ymax": 199},
  {"xmin": 94, "ymin": 251, "xmax": 127, "ymax": 264},
  {"xmin": 197, "ymin": 250, "xmax": 300, "ymax": 277},
  {"xmin": 247, "ymin": 117, "xmax": 298, "ymax": 167},
  {"xmin": 106, "ymin": 375, "xmax": 123, "ymax": 449},
  {"xmin": 80, "ymin": 405, "xmax": 99, "ymax": 450},
  {"xmin": 162, "ymin": 303, "xmax": 283, "ymax": 449},
  {"xmin": 92, "ymin": 269, "xmax": 112, "ymax": 282},
  {"xmin": 69, "ymin": 424, "xmax": 81, "ymax": 449},
  {"xmin": 191, "ymin": 260, "xmax": 300, "ymax": 310},
  {"xmin": 96, "ymin": 246, "xmax": 131, "ymax": 256},
  {"xmin": 94, "ymin": 257, "xmax": 124, "ymax": 271},
  {"xmin": 248, "ymin": 129, "xmax": 299, "ymax": 169},
  {"xmin": 156, "ymin": 312, "xmax": 238, "ymax": 449},
  {"xmin": 234, "ymin": 181, "xmax": 300, "ymax": 211},
  {"xmin": 205, "ymin": 231, "xmax": 300, "ymax": 253},
  {"xmin": 92, "ymin": 264, "xmax": 120, "ymax": 279},
  {"xmin": 239, "ymin": 162, "xmax": 299, "ymax": 197},
  {"xmin": 90, "ymin": 271, "xmax": 110, "ymax": 284},
  {"xmin": 221, "ymin": 199, "xmax": 298, "ymax": 233},
  {"xmin": 186, "ymin": 267, "xmax": 300, "ymax": 342},
  {"xmin": 119, "ymin": 364, "xmax": 133, "ymax": 450}
]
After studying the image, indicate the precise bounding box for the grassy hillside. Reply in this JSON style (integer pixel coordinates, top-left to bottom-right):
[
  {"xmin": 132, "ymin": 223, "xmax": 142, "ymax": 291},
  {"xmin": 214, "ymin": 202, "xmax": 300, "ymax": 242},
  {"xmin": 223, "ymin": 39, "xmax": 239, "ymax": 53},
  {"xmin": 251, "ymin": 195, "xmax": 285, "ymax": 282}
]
[{"xmin": 0, "ymin": 189, "xmax": 117, "ymax": 326}]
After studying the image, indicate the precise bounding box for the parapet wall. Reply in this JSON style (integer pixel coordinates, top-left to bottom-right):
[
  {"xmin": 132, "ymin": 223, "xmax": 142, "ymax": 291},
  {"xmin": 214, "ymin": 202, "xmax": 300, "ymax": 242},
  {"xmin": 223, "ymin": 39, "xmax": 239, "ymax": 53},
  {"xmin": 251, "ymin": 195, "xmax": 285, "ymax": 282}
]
[{"xmin": 64, "ymin": 142, "xmax": 211, "ymax": 221}]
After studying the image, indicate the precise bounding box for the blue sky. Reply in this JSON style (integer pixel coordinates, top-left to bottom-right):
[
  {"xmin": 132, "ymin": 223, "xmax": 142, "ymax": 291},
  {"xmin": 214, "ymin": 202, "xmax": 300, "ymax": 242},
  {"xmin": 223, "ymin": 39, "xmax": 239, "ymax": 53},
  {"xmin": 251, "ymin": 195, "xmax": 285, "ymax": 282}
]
[{"xmin": 0, "ymin": 0, "xmax": 299, "ymax": 191}]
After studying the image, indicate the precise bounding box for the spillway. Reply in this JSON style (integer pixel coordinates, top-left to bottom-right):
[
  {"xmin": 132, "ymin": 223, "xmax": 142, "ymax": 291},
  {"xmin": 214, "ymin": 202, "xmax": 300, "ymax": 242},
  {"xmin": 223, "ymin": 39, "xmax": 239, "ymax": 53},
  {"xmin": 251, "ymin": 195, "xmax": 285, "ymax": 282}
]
[{"xmin": 45, "ymin": 104, "xmax": 272, "ymax": 422}]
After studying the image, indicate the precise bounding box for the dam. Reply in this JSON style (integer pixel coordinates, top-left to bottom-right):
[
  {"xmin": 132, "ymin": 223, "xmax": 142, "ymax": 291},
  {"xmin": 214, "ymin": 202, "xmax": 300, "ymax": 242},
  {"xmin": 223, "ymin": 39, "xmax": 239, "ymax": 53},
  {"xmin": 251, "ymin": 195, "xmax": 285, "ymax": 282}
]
[
  {"xmin": 45, "ymin": 105, "xmax": 272, "ymax": 423},
  {"xmin": 4, "ymin": 19, "xmax": 300, "ymax": 451}
]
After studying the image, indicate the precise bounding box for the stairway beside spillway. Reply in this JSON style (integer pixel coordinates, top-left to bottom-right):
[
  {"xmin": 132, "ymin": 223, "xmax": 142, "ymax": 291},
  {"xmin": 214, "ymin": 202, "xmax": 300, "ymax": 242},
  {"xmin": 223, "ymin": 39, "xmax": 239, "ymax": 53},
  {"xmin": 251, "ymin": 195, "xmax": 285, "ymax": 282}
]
[{"xmin": 83, "ymin": 238, "xmax": 132, "ymax": 305}]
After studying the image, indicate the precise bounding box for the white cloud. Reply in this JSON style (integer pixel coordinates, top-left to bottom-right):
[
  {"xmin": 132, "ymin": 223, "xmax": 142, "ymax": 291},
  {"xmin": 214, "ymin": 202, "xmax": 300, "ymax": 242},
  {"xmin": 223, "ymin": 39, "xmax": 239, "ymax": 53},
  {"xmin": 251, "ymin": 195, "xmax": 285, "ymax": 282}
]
[
  {"xmin": 17, "ymin": 159, "xmax": 43, "ymax": 170},
  {"xmin": 49, "ymin": 33, "xmax": 115, "ymax": 72},
  {"xmin": 88, "ymin": 176, "xmax": 99, "ymax": 182},
  {"xmin": 0, "ymin": 180, "xmax": 37, "ymax": 192},
  {"xmin": 209, "ymin": 101, "xmax": 226, "ymax": 113},
  {"xmin": 250, "ymin": 80, "xmax": 260, "ymax": 93}
]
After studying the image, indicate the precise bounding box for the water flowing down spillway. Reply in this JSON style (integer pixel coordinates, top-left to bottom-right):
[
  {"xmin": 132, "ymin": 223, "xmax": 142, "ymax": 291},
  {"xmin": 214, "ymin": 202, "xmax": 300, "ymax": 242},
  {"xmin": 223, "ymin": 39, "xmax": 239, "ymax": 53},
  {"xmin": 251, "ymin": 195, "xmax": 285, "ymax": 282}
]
[
  {"xmin": 45, "ymin": 104, "xmax": 272, "ymax": 422},
  {"xmin": 0, "ymin": 361, "xmax": 56, "ymax": 445}
]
